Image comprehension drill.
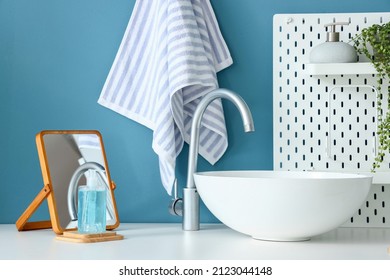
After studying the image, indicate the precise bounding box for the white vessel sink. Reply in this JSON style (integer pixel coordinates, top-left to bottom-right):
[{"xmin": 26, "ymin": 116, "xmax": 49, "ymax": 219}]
[{"xmin": 193, "ymin": 171, "xmax": 372, "ymax": 241}]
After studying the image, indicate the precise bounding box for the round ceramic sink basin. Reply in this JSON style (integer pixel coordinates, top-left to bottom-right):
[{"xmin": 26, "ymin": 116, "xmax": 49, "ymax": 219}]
[{"xmin": 193, "ymin": 170, "xmax": 372, "ymax": 241}]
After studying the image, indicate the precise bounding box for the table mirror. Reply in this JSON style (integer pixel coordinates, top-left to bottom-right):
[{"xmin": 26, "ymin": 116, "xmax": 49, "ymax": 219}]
[{"xmin": 16, "ymin": 130, "xmax": 120, "ymax": 234}]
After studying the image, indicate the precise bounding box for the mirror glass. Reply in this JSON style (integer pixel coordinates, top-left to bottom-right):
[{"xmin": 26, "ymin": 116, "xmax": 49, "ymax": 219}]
[{"xmin": 38, "ymin": 130, "xmax": 119, "ymax": 233}]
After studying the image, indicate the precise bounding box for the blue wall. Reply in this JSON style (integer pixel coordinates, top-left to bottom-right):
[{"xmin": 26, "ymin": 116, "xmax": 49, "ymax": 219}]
[{"xmin": 1, "ymin": 0, "xmax": 389, "ymax": 224}]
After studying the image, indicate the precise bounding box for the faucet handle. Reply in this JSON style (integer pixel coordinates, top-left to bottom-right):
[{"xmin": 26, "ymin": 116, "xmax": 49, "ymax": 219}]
[
  {"xmin": 168, "ymin": 179, "xmax": 183, "ymax": 216},
  {"xmin": 172, "ymin": 178, "xmax": 179, "ymax": 199}
]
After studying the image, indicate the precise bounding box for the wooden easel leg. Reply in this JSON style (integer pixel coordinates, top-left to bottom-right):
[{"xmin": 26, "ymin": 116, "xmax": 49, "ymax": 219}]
[{"xmin": 15, "ymin": 184, "xmax": 52, "ymax": 231}]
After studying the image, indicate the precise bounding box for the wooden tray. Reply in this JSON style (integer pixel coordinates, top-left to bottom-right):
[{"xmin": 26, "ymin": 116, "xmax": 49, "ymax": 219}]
[{"xmin": 56, "ymin": 231, "xmax": 124, "ymax": 243}]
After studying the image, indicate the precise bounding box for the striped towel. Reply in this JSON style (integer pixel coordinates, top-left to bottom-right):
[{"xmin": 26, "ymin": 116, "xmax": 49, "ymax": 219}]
[
  {"xmin": 98, "ymin": 0, "xmax": 232, "ymax": 195},
  {"xmin": 73, "ymin": 134, "xmax": 101, "ymax": 150}
]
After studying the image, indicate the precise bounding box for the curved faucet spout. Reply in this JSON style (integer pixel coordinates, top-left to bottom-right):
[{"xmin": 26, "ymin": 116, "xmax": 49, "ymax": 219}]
[
  {"xmin": 186, "ymin": 88, "xmax": 255, "ymax": 190},
  {"xmin": 183, "ymin": 88, "xmax": 255, "ymax": 231}
]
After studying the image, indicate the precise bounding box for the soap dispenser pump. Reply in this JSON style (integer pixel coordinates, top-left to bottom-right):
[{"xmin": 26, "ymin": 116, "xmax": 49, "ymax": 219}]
[{"xmin": 310, "ymin": 22, "xmax": 357, "ymax": 63}]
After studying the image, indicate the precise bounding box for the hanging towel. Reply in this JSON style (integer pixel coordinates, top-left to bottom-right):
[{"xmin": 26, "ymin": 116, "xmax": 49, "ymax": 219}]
[
  {"xmin": 73, "ymin": 134, "xmax": 101, "ymax": 150},
  {"xmin": 98, "ymin": 0, "xmax": 232, "ymax": 195}
]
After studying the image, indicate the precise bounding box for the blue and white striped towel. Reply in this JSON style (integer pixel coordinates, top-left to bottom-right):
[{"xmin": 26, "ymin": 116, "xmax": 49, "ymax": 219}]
[
  {"xmin": 73, "ymin": 134, "xmax": 101, "ymax": 150},
  {"xmin": 98, "ymin": 0, "xmax": 232, "ymax": 195}
]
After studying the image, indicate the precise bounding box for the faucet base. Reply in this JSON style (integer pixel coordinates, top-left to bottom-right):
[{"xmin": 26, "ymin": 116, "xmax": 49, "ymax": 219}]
[{"xmin": 183, "ymin": 188, "xmax": 200, "ymax": 231}]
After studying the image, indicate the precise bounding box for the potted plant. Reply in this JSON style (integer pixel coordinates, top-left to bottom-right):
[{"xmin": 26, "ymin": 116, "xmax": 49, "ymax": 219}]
[{"xmin": 352, "ymin": 21, "xmax": 390, "ymax": 171}]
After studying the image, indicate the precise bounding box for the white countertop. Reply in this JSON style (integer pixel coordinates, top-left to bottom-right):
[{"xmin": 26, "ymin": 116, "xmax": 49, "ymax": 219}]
[{"xmin": 1, "ymin": 223, "xmax": 390, "ymax": 260}]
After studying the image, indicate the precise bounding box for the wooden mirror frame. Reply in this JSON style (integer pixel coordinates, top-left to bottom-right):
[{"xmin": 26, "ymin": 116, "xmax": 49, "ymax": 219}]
[{"xmin": 16, "ymin": 130, "xmax": 120, "ymax": 234}]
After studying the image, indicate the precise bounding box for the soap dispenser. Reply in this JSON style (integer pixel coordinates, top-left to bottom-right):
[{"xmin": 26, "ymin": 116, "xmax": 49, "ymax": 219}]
[
  {"xmin": 310, "ymin": 22, "xmax": 357, "ymax": 63},
  {"xmin": 78, "ymin": 169, "xmax": 107, "ymax": 233}
]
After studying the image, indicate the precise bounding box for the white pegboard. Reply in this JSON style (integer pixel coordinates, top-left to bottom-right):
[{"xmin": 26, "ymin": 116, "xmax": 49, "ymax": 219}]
[{"xmin": 273, "ymin": 13, "xmax": 390, "ymax": 227}]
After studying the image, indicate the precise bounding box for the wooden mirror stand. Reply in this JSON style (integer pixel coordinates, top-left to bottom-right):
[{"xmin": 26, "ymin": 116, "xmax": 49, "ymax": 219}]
[{"xmin": 16, "ymin": 130, "xmax": 120, "ymax": 235}]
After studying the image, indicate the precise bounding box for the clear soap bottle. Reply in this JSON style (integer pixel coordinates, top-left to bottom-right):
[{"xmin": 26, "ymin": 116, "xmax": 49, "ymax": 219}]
[{"xmin": 78, "ymin": 169, "xmax": 107, "ymax": 233}]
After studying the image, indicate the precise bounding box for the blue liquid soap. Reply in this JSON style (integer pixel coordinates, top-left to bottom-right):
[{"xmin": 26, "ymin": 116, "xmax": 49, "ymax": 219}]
[
  {"xmin": 78, "ymin": 188, "xmax": 106, "ymax": 233},
  {"xmin": 77, "ymin": 170, "xmax": 107, "ymax": 234}
]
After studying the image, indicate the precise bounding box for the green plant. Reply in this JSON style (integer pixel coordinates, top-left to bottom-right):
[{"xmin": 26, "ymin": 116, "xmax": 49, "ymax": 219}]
[{"xmin": 352, "ymin": 22, "xmax": 390, "ymax": 171}]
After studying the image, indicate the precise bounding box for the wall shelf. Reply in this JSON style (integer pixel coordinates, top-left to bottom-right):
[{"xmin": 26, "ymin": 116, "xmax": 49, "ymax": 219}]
[{"xmin": 306, "ymin": 62, "xmax": 376, "ymax": 76}]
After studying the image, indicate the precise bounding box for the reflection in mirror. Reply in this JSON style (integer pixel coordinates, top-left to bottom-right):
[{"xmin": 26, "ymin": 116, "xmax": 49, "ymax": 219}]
[{"xmin": 41, "ymin": 131, "xmax": 118, "ymax": 232}]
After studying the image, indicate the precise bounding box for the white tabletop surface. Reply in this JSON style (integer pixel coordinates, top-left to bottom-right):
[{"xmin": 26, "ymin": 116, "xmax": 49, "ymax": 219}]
[{"xmin": 1, "ymin": 223, "xmax": 390, "ymax": 260}]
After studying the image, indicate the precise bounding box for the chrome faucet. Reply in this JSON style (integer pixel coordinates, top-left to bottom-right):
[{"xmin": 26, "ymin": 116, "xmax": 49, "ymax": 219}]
[
  {"xmin": 169, "ymin": 88, "xmax": 255, "ymax": 231},
  {"xmin": 67, "ymin": 162, "xmax": 115, "ymax": 223}
]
